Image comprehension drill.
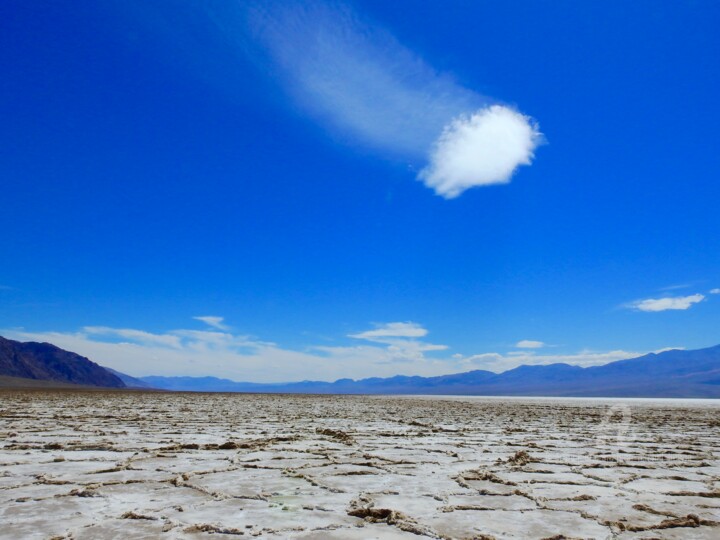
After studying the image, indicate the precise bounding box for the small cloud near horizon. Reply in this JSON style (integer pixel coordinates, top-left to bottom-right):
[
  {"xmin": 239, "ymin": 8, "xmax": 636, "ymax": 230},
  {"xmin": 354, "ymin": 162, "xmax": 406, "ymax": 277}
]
[
  {"xmin": 653, "ymin": 346, "xmax": 685, "ymax": 353},
  {"xmin": 627, "ymin": 294, "xmax": 705, "ymax": 312}
]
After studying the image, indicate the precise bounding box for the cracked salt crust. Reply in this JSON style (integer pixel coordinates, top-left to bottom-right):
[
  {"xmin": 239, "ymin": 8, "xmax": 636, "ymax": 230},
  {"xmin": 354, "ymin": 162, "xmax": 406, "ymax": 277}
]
[{"xmin": 0, "ymin": 392, "xmax": 718, "ymax": 539}]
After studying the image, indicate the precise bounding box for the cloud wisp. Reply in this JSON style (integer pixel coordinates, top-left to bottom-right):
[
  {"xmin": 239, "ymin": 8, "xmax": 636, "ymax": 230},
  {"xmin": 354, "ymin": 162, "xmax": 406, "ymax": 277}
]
[
  {"xmin": 247, "ymin": 2, "xmax": 541, "ymax": 198},
  {"xmin": 659, "ymin": 283, "xmax": 693, "ymax": 291},
  {"xmin": 627, "ymin": 294, "xmax": 705, "ymax": 312},
  {"xmin": 710, "ymin": 288, "xmax": 720, "ymax": 295},
  {"xmin": 349, "ymin": 322, "xmax": 428, "ymax": 340},
  {"xmin": 193, "ymin": 316, "xmax": 229, "ymax": 331},
  {"xmin": 515, "ymin": 340, "xmax": 545, "ymax": 349},
  {"xmin": 341, "ymin": 322, "xmax": 447, "ymax": 364},
  {"xmin": 82, "ymin": 326, "xmax": 183, "ymax": 349}
]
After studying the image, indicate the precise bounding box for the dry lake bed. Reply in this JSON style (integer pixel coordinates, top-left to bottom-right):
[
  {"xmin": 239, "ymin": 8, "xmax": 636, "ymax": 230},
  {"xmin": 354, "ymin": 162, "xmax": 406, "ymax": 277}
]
[{"xmin": 1, "ymin": 391, "xmax": 718, "ymax": 539}]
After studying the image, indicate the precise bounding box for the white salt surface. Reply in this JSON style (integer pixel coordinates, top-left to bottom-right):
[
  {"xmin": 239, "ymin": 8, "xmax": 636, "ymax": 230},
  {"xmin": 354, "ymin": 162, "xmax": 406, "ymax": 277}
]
[{"xmin": 0, "ymin": 391, "xmax": 718, "ymax": 539}]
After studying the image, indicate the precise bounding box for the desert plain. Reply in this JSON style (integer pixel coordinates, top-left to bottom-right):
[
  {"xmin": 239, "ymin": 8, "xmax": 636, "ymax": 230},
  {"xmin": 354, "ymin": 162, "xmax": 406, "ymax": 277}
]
[{"xmin": 0, "ymin": 391, "xmax": 718, "ymax": 539}]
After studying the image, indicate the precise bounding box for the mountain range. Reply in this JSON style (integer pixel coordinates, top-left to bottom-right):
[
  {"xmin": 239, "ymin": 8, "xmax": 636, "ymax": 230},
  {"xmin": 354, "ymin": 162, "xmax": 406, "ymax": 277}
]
[
  {"xmin": 1, "ymin": 335, "xmax": 719, "ymax": 397},
  {"xmin": 139, "ymin": 345, "xmax": 720, "ymax": 398}
]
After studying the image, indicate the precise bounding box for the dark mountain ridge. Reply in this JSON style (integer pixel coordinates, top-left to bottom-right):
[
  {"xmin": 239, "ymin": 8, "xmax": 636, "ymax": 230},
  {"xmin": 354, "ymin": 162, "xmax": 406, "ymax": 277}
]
[{"xmin": 0, "ymin": 336, "xmax": 125, "ymax": 388}]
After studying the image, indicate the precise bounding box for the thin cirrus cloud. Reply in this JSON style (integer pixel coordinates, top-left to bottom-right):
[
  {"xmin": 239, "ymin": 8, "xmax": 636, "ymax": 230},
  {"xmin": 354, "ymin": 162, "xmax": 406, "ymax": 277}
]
[
  {"xmin": 659, "ymin": 283, "xmax": 693, "ymax": 291},
  {"xmin": 246, "ymin": 2, "xmax": 542, "ymax": 198},
  {"xmin": 515, "ymin": 340, "xmax": 545, "ymax": 349},
  {"xmin": 349, "ymin": 322, "xmax": 429, "ymax": 340},
  {"xmin": 627, "ymin": 294, "xmax": 706, "ymax": 312},
  {"xmin": 193, "ymin": 316, "xmax": 229, "ymax": 331},
  {"xmin": 82, "ymin": 326, "xmax": 183, "ymax": 348}
]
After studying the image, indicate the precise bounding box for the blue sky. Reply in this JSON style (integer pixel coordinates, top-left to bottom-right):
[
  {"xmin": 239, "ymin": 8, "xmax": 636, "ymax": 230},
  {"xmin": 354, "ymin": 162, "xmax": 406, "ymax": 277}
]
[{"xmin": 2, "ymin": 1, "xmax": 719, "ymax": 381}]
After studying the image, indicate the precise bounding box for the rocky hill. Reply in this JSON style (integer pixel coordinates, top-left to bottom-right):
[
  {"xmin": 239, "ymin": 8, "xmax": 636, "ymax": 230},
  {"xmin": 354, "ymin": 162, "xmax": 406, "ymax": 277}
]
[{"xmin": 0, "ymin": 336, "xmax": 125, "ymax": 388}]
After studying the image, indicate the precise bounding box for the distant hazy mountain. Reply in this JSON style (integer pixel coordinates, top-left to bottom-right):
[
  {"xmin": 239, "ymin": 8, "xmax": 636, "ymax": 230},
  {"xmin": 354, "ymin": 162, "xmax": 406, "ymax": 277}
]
[
  {"xmin": 0, "ymin": 336, "xmax": 125, "ymax": 388},
  {"xmin": 105, "ymin": 367, "xmax": 154, "ymax": 389},
  {"xmin": 141, "ymin": 345, "xmax": 720, "ymax": 398},
  {"xmin": 140, "ymin": 376, "xmax": 269, "ymax": 392}
]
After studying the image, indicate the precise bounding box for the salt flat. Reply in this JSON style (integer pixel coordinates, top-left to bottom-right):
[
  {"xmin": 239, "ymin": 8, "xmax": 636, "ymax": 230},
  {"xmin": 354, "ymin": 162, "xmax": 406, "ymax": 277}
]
[{"xmin": 1, "ymin": 391, "xmax": 718, "ymax": 539}]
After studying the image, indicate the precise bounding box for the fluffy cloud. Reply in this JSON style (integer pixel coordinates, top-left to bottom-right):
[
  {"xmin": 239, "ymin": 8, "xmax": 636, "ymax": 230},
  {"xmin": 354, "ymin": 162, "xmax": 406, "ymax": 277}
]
[
  {"xmin": 248, "ymin": 2, "xmax": 541, "ymax": 198},
  {"xmin": 419, "ymin": 107, "xmax": 541, "ymax": 198},
  {"xmin": 628, "ymin": 294, "xmax": 705, "ymax": 312},
  {"xmin": 193, "ymin": 316, "xmax": 229, "ymax": 330},
  {"xmin": 515, "ymin": 340, "xmax": 545, "ymax": 349},
  {"xmin": 710, "ymin": 288, "xmax": 720, "ymax": 295}
]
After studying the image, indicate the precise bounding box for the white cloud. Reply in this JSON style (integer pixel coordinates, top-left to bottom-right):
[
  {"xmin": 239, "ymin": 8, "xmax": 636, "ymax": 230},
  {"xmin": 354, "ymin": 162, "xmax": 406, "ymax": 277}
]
[
  {"xmin": 653, "ymin": 346, "xmax": 685, "ymax": 353},
  {"xmin": 660, "ymin": 283, "xmax": 692, "ymax": 291},
  {"xmin": 420, "ymin": 106, "xmax": 541, "ymax": 198},
  {"xmin": 344, "ymin": 322, "xmax": 447, "ymax": 364},
  {"xmin": 316, "ymin": 341, "xmax": 447, "ymax": 367},
  {"xmin": 247, "ymin": 2, "xmax": 541, "ymax": 198},
  {"xmin": 515, "ymin": 339, "xmax": 545, "ymax": 349},
  {"xmin": 458, "ymin": 349, "xmax": 642, "ymax": 372},
  {"xmin": 193, "ymin": 316, "xmax": 229, "ymax": 330},
  {"xmin": 349, "ymin": 322, "xmax": 428, "ymax": 340},
  {"xmin": 83, "ymin": 326, "xmax": 182, "ymax": 348},
  {"xmin": 627, "ymin": 294, "xmax": 705, "ymax": 312},
  {"xmin": 710, "ymin": 288, "xmax": 720, "ymax": 295}
]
